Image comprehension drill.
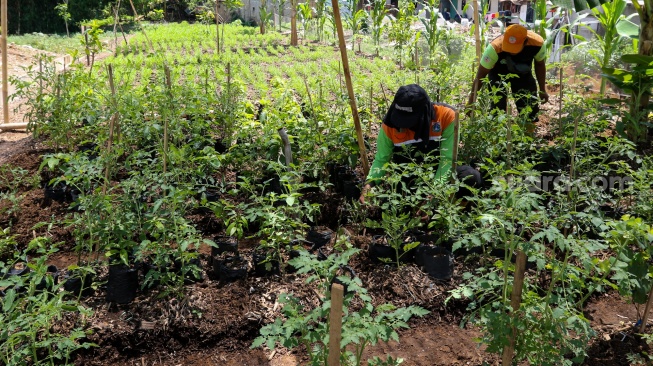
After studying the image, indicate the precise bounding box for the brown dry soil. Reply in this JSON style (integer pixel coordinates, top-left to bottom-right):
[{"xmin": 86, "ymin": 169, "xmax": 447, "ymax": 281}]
[{"xmin": 0, "ymin": 138, "xmax": 650, "ymax": 366}]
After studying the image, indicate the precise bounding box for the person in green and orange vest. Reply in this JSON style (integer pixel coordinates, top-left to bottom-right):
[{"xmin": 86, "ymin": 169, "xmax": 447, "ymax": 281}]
[
  {"xmin": 359, "ymin": 84, "xmax": 482, "ymax": 204},
  {"xmin": 467, "ymin": 24, "xmax": 549, "ymax": 134}
]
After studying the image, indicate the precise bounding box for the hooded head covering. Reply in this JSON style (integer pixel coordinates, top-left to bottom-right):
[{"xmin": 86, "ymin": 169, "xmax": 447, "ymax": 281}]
[{"xmin": 383, "ymin": 84, "xmax": 433, "ymax": 147}]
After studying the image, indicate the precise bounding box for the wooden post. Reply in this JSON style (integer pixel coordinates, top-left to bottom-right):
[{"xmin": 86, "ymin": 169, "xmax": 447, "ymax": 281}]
[
  {"xmin": 215, "ymin": 0, "xmax": 220, "ymax": 54},
  {"xmin": 640, "ymin": 285, "xmax": 653, "ymax": 333},
  {"xmin": 502, "ymin": 250, "xmax": 527, "ymax": 366},
  {"xmin": 472, "ymin": 0, "xmax": 481, "ymax": 59},
  {"xmin": 82, "ymin": 26, "xmax": 91, "ymax": 66},
  {"xmin": 558, "ymin": 66, "xmax": 563, "ymax": 136},
  {"xmin": 452, "ymin": 111, "xmax": 459, "ymax": 170},
  {"xmin": 303, "ymin": 77, "xmax": 319, "ymax": 141},
  {"xmin": 163, "ymin": 65, "xmax": 172, "ymax": 174},
  {"xmin": 331, "ymin": 0, "xmax": 370, "ymax": 177},
  {"xmin": 107, "ymin": 64, "xmax": 120, "ymax": 143},
  {"xmin": 1, "ymin": 0, "xmax": 8, "ymax": 126},
  {"xmin": 327, "ymin": 283, "xmax": 344, "ymax": 366},
  {"xmin": 128, "ymin": 0, "xmax": 154, "ymax": 52},
  {"xmin": 102, "ymin": 114, "xmax": 118, "ymax": 195}
]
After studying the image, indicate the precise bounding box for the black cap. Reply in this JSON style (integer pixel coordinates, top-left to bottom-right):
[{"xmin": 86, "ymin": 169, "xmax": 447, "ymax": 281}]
[{"xmin": 387, "ymin": 84, "xmax": 431, "ymax": 129}]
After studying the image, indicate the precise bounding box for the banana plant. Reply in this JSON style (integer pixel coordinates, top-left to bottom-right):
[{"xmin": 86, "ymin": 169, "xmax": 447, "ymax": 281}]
[{"xmin": 297, "ymin": 2, "xmax": 313, "ymax": 41}]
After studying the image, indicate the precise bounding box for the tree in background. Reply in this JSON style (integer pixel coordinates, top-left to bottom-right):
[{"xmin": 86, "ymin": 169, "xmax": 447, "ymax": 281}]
[{"xmin": 55, "ymin": 1, "xmax": 72, "ymax": 37}]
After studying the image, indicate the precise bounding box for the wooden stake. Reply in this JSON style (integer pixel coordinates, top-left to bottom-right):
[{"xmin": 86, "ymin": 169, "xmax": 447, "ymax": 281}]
[
  {"xmin": 102, "ymin": 114, "xmax": 118, "ymax": 195},
  {"xmin": 640, "ymin": 285, "xmax": 653, "ymax": 333},
  {"xmin": 452, "ymin": 111, "xmax": 459, "ymax": 171},
  {"xmin": 472, "ymin": 0, "xmax": 481, "ymax": 59},
  {"xmin": 1, "ymin": 0, "xmax": 8, "ymax": 126},
  {"xmin": 558, "ymin": 66, "xmax": 563, "ymax": 136},
  {"xmin": 128, "ymin": 0, "xmax": 154, "ymax": 52},
  {"xmin": 327, "ymin": 283, "xmax": 344, "ymax": 366},
  {"xmin": 107, "ymin": 64, "xmax": 120, "ymax": 143},
  {"xmin": 368, "ymin": 84, "xmax": 373, "ymax": 132},
  {"xmin": 163, "ymin": 65, "xmax": 172, "ymax": 174},
  {"xmin": 303, "ymin": 77, "xmax": 319, "ymax": 141},
  {"xmin": 331, "ymin": 0, "xmax": 370, "ymax": 176},
  {"xmin": 215, "ymin": 1, "xmax": 220, "ymax": 54},
  {"xmin": 502, "ymin": 249, "xmax": 527, "ymax": 366}
]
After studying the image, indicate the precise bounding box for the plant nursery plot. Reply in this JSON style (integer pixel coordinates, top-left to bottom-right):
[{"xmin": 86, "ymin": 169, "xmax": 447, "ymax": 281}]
[{"xmin": 1, "ymin": 16, "xmax": 653, "ymax": 366}]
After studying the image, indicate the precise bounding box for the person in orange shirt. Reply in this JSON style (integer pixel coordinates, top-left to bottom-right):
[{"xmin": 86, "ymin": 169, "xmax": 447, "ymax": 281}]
[
  {"xmin": 467, "ymin": 24, "xmax": 549, "ymax": 133},
  {"xmin": 360, "ymin": 84, "xmax": 482, "ymax": 204}
]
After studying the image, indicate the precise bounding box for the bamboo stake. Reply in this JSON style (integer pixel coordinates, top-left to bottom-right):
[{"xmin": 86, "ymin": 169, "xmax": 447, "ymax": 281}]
[
  {"xmin": 368, "ymin": 84, "xmax": 373, "ymax": 132},
  {"xmin": 107, "ymin": 64, "xmax": 120, "ymax": 143},
  {"xmin": 1, "ymin": 0, "xmax": 8, "ymax": 126},
  {"xmin": 331, "ymin": 0, "xmax": 370, "ymax": 176},
  {"xmin": 102, "ymin": 114, "xmax": 118, "ymax": 195},
  {"xmin": 502, "ymin": 250, "xmax": 527, "ymax": 366},
  {"xmin": 472, "ymin": 0, "xmax": 481, "ymax": 59},
  {"xmin": 558, "ymin": 66, "xmax": 563, "ymax": 136},
  {"xmin": 83, "ymin": 27, "xmax": 90, "ymax": 66},
  {"xmin": 327, "ymin": 283, "xmax": 344, "ymax": 366},
  {"xmin": 506, "ymin": 105, "xmax": 512, "ymax": 169},
  {"xmin": 163, "ymin": 65, "xmax": 172, "ymax": 174},
  {"xmin": 640, "ymin": 285, "xmax": 653, "ymax": 333},
  {"xmin": 128, "ymin": 0, "xmax": 154, "ymax": 52},
  {"xmin": 452, "ymin": 111, "xmax": 459, "ymax": 171},
  {"xmin": 0, "ymin": 123, "xmax": 28, "ymax": 130},
  {"xmin": 303, "ymin": 77, "xmax": 319, "ymax": 141},
  {"xmin": 216, "ymin": 0, "xmax": 220, "ymax": 54}
]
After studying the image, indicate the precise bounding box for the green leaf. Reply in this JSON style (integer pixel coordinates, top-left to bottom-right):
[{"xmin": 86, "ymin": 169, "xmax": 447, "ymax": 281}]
[
  {"xmin": 616, "ymin": 19, "xmax": 640, "ymax": 39},
  {"xmin": 621, "ymin": 53, "xmax": 653, "ymax": 66}
]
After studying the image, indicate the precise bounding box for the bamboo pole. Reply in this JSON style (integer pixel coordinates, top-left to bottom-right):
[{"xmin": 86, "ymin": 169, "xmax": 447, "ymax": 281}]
[
  {"xmin": 0, "ymin": 123, "xmax": 28, "ymax": 130},
  {"xmin": 472, "ymin": 0, "xmax": 481, "ymax": 59},
  {"xmin": 558, "ymin": 66, "xmax": 563, "ymax": 136},
  {"xmin": 163, "ymin": 65, "xmax": 172, "ymax": 174},
  {"xmin": 452, "ymin": 111, "xmax": 459, "ymax": 171},
  {"xmin": 2, "ymin": 0, "xmax": 8, "ymax": 126},
  {"xmin": 128, "ymin": 0, "xmax": 154, "ymax": 52},
  {"xmin": 102, "ymin": 114, "xmax": 118, "ymax": 195},
  {"xmin": 331, "ymin": 0, "xmax": 370, "ymax": 176},
  {"xmin": 640, "ymin": 285, "xmax": 653, "ymax": 333},
  {"xmin": 327, "ymin": 283, "xmax": 345, "ymax": 366},
  {"xmin": 303, "ymin": 77, "xmax": 319, "ymax": 141},
  {"xmin": 216, "ymin": 0, "xmax": 220, "ymax": 54},
  {"xmin": 502, "ymin": 249, "xmax": 527, "ymax": 366},
  {"xmin": 107, "ymin": 64, "xmax": 120, "ymax": 143}
]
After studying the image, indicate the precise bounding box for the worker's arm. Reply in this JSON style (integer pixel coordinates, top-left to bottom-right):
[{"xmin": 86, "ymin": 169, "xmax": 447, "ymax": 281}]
[
  {"xmin": 468, "ymin": 65, "xmax": 491, "ymax": 106},
  {"xmin": 434, "ymin": 117, "xmax": 455, "ymax": 182},
  {"xmin": 468, "ymin": 44, "xmax": 498, "ymax": 108},
  {"xmin": 534, "ymin": 59, "xmax": 548, "ymax": 104},
  {"xmin": 360, "ymin": 129, "xmax": 394, "ymax": 203}
]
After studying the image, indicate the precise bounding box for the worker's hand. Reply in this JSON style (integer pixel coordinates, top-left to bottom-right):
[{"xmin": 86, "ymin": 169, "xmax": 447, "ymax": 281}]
[
  {"xmin": 539, "ymin": 90, "xmax": 549, "ymax": 104},
  {"xmin": 359, "ymin": 184, "xmax": 372, "ymax": 204}
]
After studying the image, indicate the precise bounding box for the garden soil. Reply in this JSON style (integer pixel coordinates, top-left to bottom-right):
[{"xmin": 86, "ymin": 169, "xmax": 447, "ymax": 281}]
[
  {"xmin": 0, "ymin": 43, "xmax": 650, "ymax": 366},
  {"xmin": 0, "ymin": 139, "xmax": 650, "ymax": 365}
]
